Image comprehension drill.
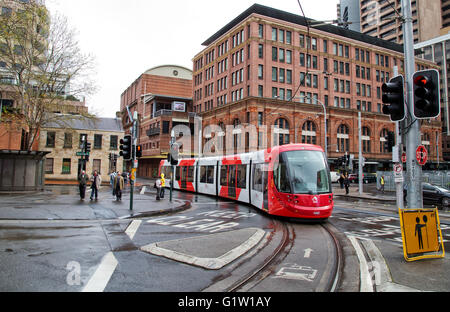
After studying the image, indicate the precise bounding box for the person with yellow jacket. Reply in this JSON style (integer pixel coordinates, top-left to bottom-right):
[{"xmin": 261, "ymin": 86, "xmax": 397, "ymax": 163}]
[{"xmin": 160, "ymin": 173, "xmax": 166, "ymax": 199}]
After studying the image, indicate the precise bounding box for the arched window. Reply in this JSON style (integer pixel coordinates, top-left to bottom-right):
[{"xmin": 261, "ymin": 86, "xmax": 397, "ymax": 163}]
[
  {"xmin": 337, "ymin": 124, "xmax": 349, "ymax": 152},
  {"xmin": 274, "ymin": 118, "xmax": 290, "ymax": 146},
  {"xmin": 233, "ymin": 118, "xmax": 241, "ymax": 149},
  {"xmin": 362, "ymin": 127, "xmax": 371, "ymax": 153},
  {"xmin": 380, "ymin": 128, "xmax": 389, "ymax": 153},
  {"xmin": 301, "ymin": 121, "xmax": 317, "ymax": 144},
  {"xmin": 422, "ymin": 133, "xmax": 431, "ymax": 156}
]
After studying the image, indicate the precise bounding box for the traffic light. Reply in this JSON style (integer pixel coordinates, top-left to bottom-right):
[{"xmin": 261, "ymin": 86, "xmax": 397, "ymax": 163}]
[
  {"xmin": 413, "ymin": 69, "xmax": 440, "ymax": 119},
  {"xmin": 382, "ymin": 75, "xmax": 405, "ymax": 122},
  {"xmin": 385, "ymin": 131, "xmax": 395, "ymax": 153},
  {"xmin": 119, "ymin": 135, "xmax": 132, "ymax": 160},
  {"xmin": 136, "ymin": 145, "xmax": 142, "ymax": 158},
  {"xmin": 84, "ymin": 142, "xmax": 91, "ymax": 154},
  {"xmin": 168, "ymin": 143, "xmax": 179, "ymax": 166}
]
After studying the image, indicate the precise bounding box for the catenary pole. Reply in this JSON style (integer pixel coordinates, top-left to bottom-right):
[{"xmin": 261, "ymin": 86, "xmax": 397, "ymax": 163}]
[{"xmin": 402, "ymin": 0, "xmax": 422, "ymax": 208}]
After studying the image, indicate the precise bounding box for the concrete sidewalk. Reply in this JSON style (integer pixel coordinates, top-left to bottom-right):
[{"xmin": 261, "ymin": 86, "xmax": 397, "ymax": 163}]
[{"xmin": 0, "ymin": 184, "xmax": 190, "ymax": 220}]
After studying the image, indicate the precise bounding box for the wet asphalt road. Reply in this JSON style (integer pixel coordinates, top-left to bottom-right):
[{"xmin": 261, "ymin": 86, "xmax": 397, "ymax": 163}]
[{"xmin": 0, "ymin": 186, "xmax": 339, "ymax": 292}]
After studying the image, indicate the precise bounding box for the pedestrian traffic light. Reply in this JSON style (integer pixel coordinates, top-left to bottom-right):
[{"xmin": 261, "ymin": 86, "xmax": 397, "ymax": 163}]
[
  {"xmin": 382, "ymin": 75, "xmax": 405, "ymax": 122},
  {"xmin": 169, "ymin": 143, "xmax": 179, "ymax": 166},
  {"xmin": 413, "ymin": 69, "xmax": 440, "ymax": 119},
  {"xmin": 384, "ymin": 131, "xmax": 395, "ymax": 153},
  {"xmin": 120, "ymin": 135, "xmax": 132, "ymax": 160}
]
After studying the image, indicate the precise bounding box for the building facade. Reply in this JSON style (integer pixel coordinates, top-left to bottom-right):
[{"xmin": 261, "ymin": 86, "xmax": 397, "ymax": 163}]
[
  {"xmin": 40, "ymin": 117, "xmax": 124, "ymax": 183},
  {"xmin": 345, "ymin": 0, "xmax": 442, "ymax": 44},
  {"xmin": 192, "ymin": 3, "xmax": 440, "ymax": 172},
  {"xmin": 120, "ymin": 65, "xmax": 193, "ymax": 178}
]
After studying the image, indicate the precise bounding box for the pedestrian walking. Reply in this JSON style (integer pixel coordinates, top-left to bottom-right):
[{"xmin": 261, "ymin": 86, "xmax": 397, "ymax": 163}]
[
  {"xmin": 380, "ymin": 175, "xmax": 385, "ymax": 194},
  {"xmin": 90, "ymin": 170, "xmax": 102, "ymax": 200},
  {"xmin": 338, "ymin": 173, "xmax": 345, "ymax": 189},
  {"xmin": 155, "ymin": 176, "xmax": 162, "ymax": 201},
  {"xmin": 110, "ymin": 171, "xmax": 117, "ymax": 196},
  {"xmin": 114, "ymin": 171, "xmax": 124, "ymax": 201},
  {"xmin": 78, "ymin": 170, "xmax": 89, "ymax": 200},
  {"xmin": 160, "ymin": 173, "xmax": 166, "ymax": 199},
  {"xmin": 344, "ymin": 173, "xmax": 350, "ymax": 195}
]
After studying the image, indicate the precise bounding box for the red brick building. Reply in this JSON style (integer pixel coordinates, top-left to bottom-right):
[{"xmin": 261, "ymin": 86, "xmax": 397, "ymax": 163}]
[
  {"xmin": 120, "ymin": 65, "xmax": 193, "ymax": 178},
  {"xmin": 192, "ymin": 4, "xmax": 440, "ymax": 172}
]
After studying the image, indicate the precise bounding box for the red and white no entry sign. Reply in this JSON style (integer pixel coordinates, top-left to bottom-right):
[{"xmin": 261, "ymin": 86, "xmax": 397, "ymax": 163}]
[{"xmin": 416, "ymin": 145, "xmax": 428, "ymax": 166}]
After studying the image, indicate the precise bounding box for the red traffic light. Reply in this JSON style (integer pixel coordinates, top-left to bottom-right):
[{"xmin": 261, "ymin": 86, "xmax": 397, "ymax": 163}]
[{"xmin": 413, "ymin": 75, "xmax": 430, "ymax": 87}]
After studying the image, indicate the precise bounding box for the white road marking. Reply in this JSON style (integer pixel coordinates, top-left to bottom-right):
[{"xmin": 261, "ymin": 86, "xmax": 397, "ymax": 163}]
[
  {"xmin": 348, "ymin": 236, "xmax": 373, "ymax": 292},
  {"xmin": 82, "ymin": 252, "xmax": 118, "ymax": 292},
  {"xmin": 125, "ymin": 220, "xmax": 142, "ymax": 240}
]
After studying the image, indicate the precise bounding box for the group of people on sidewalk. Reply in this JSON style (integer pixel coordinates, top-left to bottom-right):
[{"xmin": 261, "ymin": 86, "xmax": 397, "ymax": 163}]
[
  {"xmin": 78, "ymin": 170, "xmax": 103, "ymax": 200},
  {"xmin": 77, "ymin": 170, "xmax": 125, "ymax": 201}
]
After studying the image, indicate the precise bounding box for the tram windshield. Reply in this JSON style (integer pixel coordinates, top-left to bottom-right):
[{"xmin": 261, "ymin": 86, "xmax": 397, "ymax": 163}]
[{"xmin": 273, "ymin": 150, "xmax": 331, "ymax": 195}]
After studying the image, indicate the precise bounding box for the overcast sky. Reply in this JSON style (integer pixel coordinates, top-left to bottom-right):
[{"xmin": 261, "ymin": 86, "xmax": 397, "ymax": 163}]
[{"xmin": 45, "ymin": 0, "xmax": 339, "ymax": 118}]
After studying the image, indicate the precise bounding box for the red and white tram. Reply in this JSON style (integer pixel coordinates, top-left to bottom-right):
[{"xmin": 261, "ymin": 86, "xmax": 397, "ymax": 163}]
[{"xmin": 159, "ymin": 144, "xmax": 333, "ymax": 220}]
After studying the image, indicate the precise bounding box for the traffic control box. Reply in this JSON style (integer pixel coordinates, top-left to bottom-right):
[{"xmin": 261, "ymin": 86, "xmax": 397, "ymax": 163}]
[{"xmin": 399, "ymin": 208, "xmax": 445, "ymax": 262}]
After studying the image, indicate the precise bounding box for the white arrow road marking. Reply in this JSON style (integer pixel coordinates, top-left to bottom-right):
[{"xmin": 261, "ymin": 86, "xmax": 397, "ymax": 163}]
[{"xmin": 304, "ymin": 248, "xmax": 314, "ymax": 258}]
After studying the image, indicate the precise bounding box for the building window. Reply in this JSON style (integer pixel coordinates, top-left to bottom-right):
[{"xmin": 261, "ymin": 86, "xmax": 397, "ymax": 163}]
[
  {"xmin": 45, "ymin": 158, "xmax": 54, "ymax": 174},
  {"xmin": 110, "ymin": 135, "xmax": 118, "ymax": 150},
  {"xmin": 337, "ymin": 124, "xmax": 349, "ymax": 152},
  {"xmin": 46, "ymin": 132, "xmax": 56, "ymax": 148},
  {"xmin": 301, "ymin": 121, "xmax": 317, "ymax": 144},
  {"xmin": 362, "ymin": 127, "xmax": 371, "ymax": 153},
  {"xmin": 64, "ymin": 133, "xmax": 72, "ymax": 148},
  {"xmin": 258, "ymin": 64, "xmax": 263, "ymax": 79},
  {"xmin": 62, "ymin": 158, "xmax": 71, "ymax": 174},
  {"xmin": 93, "ymin": 159, "xmax": 101, "ymax": 174},
  {"xmin": 274, "ymin": 118, "xmax": 290, "ymax": 146},
  {"xmin": 380, "ymin": 129, "xmax": 389, "ymax": 153},
  {"xmin": 94, "ymin": 134, "xmax": 102, "ymax": 149}
]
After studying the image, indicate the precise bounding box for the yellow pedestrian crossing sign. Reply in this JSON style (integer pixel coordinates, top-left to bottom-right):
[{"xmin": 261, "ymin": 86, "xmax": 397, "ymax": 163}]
[{"xmin": 399, "ymin": 208, "xmax": 445, "ymax": 262}]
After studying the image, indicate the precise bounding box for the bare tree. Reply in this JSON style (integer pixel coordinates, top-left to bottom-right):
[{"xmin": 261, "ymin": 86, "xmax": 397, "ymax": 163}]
[{"xmin": 0, "ymin": 1, "xmax": 97, "ymax": 151}]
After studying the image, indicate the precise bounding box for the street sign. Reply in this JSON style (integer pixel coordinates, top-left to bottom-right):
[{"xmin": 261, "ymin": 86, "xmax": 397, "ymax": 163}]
[
  {"xmin": 76, "ymin": 152, "xmax": 89, "ymax": 156},
  {"xmin": 416, "ymin": 145, "xmax": 428, "ymax": 166},
  {"xmin": 394, "ymin": 164, "xmax": 403, "ymax": 183},
  {"xmin": 399, "ymin": 208, "xmax": 445, "ymax": 262}
]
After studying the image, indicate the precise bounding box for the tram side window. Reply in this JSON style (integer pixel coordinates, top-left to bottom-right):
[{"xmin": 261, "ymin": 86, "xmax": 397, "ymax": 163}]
[
  {"xmin": 176, "ymin": 166, "xmax": 181, "ymax": 180},
  {"xmin": 187, "ymin": 166, "xmax": 194, "ymax": 182},
  {"xmin": 273, "ymin": 156, "xmax": 291, "ymax": 193},
  {"xmin": 252, "ymin": 164, "xmax": 263, "ymax": 192},
  {"xmin": 206, "ymin": 166, "xmax": 215, "ymax": 184},
  {"xmin": 220, "ymin": 165, "xmax": 227, "ymax": 186},
  {"xmin": 162, "ymin": 166, "xmax": 171, "ymax": 179},
  {"xmin": 200, "ymin": 166, "xmax": 207, "ymax": 183},
  {"xmin": 228, "ymin": 165, "xmax": 236, "ymax": 187},
  {"xmin": 237, "ymin": 164, "xmax": 246, "ymax": 189}
]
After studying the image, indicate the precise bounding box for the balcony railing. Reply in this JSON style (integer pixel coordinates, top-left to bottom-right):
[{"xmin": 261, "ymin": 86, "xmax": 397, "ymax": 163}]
[{"xmin": 146, "ymin": 127, "xmax": 161, "ymax": 137}]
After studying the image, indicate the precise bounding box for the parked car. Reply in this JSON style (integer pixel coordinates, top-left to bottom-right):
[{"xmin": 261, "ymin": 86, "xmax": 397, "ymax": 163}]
[
  {"xmin": 404, "ymin": 182, "xmax": 450, "ymax": 209},
  {"xmin": 349, "ymin": 173, "xmax": 377, "ymax": 184},
  {"xmin": 330, "ymin": 171, "xmax": 340, "ymax": 183},
  {"xmin": 348, "ymin": 174, "xmax": 358, "ymax": 183}
]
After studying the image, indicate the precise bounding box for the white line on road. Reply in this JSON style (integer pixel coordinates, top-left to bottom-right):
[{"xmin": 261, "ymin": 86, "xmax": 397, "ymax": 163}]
[
  {"xmin": 125, "ymin": 220, "xmax": 142, "ymax": 240},
  {"xmin": 82, "ymin": 252, "xmax": 118, "ymax": 292},
  {"xmin": 348, "ymin": 236, "xmax": 373, "ymax": 292}
]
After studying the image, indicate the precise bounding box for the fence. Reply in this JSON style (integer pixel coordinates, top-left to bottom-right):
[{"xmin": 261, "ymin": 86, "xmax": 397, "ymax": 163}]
[{"xmin": 376, "ymin": 170, "xmax": 450, "ymax": 191}]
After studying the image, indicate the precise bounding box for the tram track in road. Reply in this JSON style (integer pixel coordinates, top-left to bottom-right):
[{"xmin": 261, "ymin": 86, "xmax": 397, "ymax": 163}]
[
  {"xmin": 216, "ymin": 219, "xmax": 343, "ymax": 293},
  {"xmin": 226, "ymin": 220, "xmax": 292, "ymax": 292}
]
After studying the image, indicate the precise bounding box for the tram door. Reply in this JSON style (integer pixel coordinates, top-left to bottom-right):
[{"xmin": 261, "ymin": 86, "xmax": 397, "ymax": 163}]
[
  {"xmin": 228, "ymin": 165, "xmax": 236, "ymax": 198},
  {"xmin": 180, "ymin": 166, "xmax": 187, "ymax": 189}
]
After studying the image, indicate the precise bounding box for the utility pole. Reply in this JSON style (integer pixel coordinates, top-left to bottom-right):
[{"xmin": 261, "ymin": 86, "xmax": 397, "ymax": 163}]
[
  {"xmin": 402, "ymin": 0, "xmax": 422, "ymax": 208},
  {"xmin": 358, "ymin": 112, "xmax": 363, "ymax": 195}
]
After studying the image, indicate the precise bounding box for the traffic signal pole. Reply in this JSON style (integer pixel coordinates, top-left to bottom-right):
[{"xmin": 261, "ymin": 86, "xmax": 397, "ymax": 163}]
[{"xmin": 403, "ymin": 0, "xmax": 423, "ymax": 208}]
